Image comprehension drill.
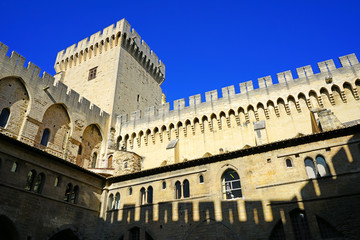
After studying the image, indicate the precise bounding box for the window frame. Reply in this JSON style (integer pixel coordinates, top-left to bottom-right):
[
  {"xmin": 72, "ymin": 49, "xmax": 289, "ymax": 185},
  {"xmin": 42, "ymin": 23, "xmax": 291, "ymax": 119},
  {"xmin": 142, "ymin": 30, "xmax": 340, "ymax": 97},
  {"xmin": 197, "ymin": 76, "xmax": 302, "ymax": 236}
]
[
  {"xmin": 304, "ymin": 155, "xmax": 329, "ymax": 179},
  {"xmin": 221, "ymin": 169, "xmax": 243, "ymax": 200},
  {"xmin": 88, "ymin": 67, "xmax": 98, "ymax": 80}
]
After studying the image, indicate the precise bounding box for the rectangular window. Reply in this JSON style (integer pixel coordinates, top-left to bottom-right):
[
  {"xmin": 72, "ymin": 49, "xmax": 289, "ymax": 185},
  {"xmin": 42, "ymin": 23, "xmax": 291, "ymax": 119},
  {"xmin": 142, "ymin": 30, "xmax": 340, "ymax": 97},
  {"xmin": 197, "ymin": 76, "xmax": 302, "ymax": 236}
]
[{"xmin": 88, "ymin": 67, "xmax": 97, "ymax": 80}]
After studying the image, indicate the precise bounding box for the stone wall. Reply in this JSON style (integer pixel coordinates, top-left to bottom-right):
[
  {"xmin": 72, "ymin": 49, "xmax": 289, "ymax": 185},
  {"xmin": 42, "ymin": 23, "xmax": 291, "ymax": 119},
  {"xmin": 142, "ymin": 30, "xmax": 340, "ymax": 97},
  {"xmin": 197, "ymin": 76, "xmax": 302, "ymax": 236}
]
[
  {"xmin": 0, "ymin": 42, "xmax": 110, "ymax": 168},
  {"xmin": 0, "ymin": 134, "xmax": 105, "ymax": 240},
  {"xmin": 103, "ymin": 125, "xmax": 360, "ymax": 239},
  {"xmin": 117, "ymin": 54, "xmax": 360, "ymax": 170}
]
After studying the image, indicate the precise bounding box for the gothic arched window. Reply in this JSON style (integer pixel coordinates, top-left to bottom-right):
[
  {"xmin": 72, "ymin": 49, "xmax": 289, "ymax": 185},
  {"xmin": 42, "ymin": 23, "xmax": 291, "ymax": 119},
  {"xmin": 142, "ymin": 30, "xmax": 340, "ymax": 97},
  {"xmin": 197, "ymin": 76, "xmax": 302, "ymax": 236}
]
[
  {"xmin": 114, "ymin": 192, "xmax": 120, "ymax": 209},
  {"xmin": 147, "ymin": 186, "xmax": 153, "ymax": 204},
  {"xmin": 183, "ymin": 179, "xmax": 190, "ymax": 198},
  {"xmin": 140, "ymin": 187, "xmax": 146, "ymax": 205},
  {"xmin": 108, "ymin": 193, "xmax": 114, "ymax": 210},
  {"xmin": 25, "ymin": 170, "xmax": 36, "ymax": 191},
  {"xmin": 64, "ymin": 183, "xmax": 72, "ymax": 202},
  {"xmin": 33, "ymin": 173, "xmax": 45, "ymax": 194},
  {"xmin": 71, "ymin": 185, "xmax": 79, "ymax": 204},
  {"xmin": 175, "ymin": 181, "xmax": 181, "ymax": 199},
  {"xmin": 304, "ymin": 158, "xmax": 317, "ymax": 179},
  {"xmin": 221, "ymin": 169, "xmax": 242, "ymax": 199},
  {"xmin": 315, "ymin": 155, "xmax": 329, "ymax": 177}
]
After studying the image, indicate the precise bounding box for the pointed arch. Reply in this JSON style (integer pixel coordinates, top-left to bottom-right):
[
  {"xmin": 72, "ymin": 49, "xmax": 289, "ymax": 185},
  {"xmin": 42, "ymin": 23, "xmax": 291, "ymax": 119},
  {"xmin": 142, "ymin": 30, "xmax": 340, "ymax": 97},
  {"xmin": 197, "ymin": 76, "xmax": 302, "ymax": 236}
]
[
  {"xmin": 287, "ymin": 95, "xmax": 297, "ymax": 113},
  {"xmin": 247, "ymin": 105, "xmax": 256, "ymax": 122},
  {"xmin": 228, "ymin": 109, "xmax": 237, "ymax": 127},
  {"xmin": 221, "ymin": 169, "xmax": 242, "ymax": 199},
  {"xmin": 193, "ymin": 117, "xmax": 200, "ymax": 134},
  {"xmin": 79, "ymin": 124, "xmax": 102, "ymax": 168},
  {"xmin": 169, "ymin": 123, "xmax": 175, "ymax": 139},
  {"xmin": 138, "ymin": 131, "xmax": 144, "ymax": 147},
  {"xmin": 267, "ymin": 100, "xmax": 276, "ymax": 117},
  {"xmin": 276, "ymin": 98, "xmax": 286, "ymax": 115},
  {"xmin": 0, "ymin": 77, "xmax": 30, "ymax": 136},
  {"xmin": 320, "ymin": 88, "xmax": 332, "ymax": 108},
  {"xmin": 298, "ymin": 93, "xmax": 308, "ymax": 111},
  {"xmin": 256, "ymin": 103, "xmax": 266, "ymax": 120},
  {"xmin": 185, "ymin": 119, "xmax": 191, "ymax": 136},
  {"xmin": 343, "ymin": 82, "xmax": 356, "ymax": 100},
  {"xmin": 309, "ymin": 90, "xmax": 319, "ymax": 108},
  {"xmin": 331, "ymin": 85, "xmax": 343, "ymax": 104}
]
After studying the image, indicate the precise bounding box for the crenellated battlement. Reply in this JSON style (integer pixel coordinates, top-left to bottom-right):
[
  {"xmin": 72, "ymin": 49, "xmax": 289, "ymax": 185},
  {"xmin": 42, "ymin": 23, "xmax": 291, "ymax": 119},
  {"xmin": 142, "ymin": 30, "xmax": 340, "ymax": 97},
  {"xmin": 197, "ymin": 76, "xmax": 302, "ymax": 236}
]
[
  {"xmin": 54, "ymin": 19, "xmax": 165, "ymax": 83},
  {"xmin": 0, "ymin": 42, "xmax": 110, "ymax": 125},
  {"xmin": 118, "ymin": 53, "xmax": 360, "ymax": 128}
]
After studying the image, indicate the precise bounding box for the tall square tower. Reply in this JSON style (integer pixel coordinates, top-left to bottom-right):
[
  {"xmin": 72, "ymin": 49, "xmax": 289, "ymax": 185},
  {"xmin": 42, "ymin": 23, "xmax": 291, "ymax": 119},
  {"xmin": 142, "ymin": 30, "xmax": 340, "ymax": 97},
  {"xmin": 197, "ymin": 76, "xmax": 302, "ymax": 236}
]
[{"xmin": 54, "ymin": 19, "xmax": 165, "ymax": 127}]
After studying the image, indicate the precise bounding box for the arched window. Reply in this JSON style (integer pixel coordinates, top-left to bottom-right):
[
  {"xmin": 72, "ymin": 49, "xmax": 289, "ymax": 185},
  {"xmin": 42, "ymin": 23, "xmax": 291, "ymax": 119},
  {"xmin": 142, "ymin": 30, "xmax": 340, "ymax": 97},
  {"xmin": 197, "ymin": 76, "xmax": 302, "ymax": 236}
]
[
  {"xmin": 64, "ymin": 183, "xmax": 72, "ymax": 202},
  {"xmin": 140, "ymin": 187, "xmax": 146, "ymax": 205},
  {"xmin": 147, "ymin": 186, "xmax": 153, "ymax": 204},
  {"xmin": 221, "ymin": 169, "xmax": 242, "ymax": 199},
  {"xmin": 10, "ymin": 162, "xmax": 18, "ymax": 172},
  {"xmin": 54, "ymin": 176, "xmax": 61, "ymax": 187},
  {"xmin": 162, "ymin": 181, "xmax": 166, "ymax": 189},
  {"xmin": 25, "ymin": 170, "xmax": 36, "ymax": 191},
  {"xmin": 199, "ymin": 175, "xmax": 204, "ymax": 183},
  {"xmin": 91, "ymin": 152, "xmax": 97, "ymax": 168},
  {"xmin": 183, "ymin": 179, "xmax": 190, "ymax": 198},
  {"xmin": 71, "ymin": 185, "xmax": 79, "ymax": 204},
  {"xmin": 175, "ymin": 181, "xmax": 181, "ymax": 199},
  {"xmin": 114, "ymin": 193, "xmax": 120, "ymax": 209},
  {"xmin": 108, "ymin": 194, "xmax": 114, "ymax": 210},
  {"xmin": 33, "ymin": 173, "xmax": 45, "ymax": 194},
  {"xmin": 304, "ymin": 158, "xmax": 316, "ymax": 179},
  {"xmin": 316, "ymin": 155, "xmax": 328, "ymax": 177},
  {"xmin": 269, "ymin": 220, "xmax": 286, "ymax": 240},
  {"xmin": 289, "ymin": 209, "xmax": 312, "ymax": 240},
  {"xmin": 129, "ymin": 187, "xmax": 133, "ymax": 195},
  {"xmin": 0, "ymin": 108, "xmax": 10, "ymax": 127},
  {"xmin": 40, "ymin": 128, "xmax": 50, "ymax": 146},
  {"xmin": 286, "ymin": 159, "xmax": 293, "ymax": 168}
]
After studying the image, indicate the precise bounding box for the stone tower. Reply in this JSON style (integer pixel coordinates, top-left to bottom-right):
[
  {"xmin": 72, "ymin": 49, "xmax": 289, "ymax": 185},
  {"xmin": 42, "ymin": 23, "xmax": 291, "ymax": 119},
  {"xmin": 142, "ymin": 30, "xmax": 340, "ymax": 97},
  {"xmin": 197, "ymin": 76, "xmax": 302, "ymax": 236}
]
[{"xmin": 53, "ymin": 19, "xmax": 165, "ymax": 130}]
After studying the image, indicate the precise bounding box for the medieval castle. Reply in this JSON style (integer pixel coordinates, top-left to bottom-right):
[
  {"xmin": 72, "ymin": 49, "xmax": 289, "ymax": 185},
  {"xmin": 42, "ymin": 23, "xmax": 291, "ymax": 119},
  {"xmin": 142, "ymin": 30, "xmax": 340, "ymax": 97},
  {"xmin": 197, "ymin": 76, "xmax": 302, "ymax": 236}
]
[{"xmin": 1, "ymin": 18, "xmax": 360, "ymax": 239}]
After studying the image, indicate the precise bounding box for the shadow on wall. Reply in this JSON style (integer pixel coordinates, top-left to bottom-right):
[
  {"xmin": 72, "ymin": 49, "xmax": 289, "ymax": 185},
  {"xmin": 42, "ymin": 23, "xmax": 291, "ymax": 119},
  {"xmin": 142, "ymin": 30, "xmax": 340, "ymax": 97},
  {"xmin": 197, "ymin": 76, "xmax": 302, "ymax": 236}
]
[
  {"xmin": 100, "ymin": 133, "xmax": 360, "ymax": 240},
  {"xmin": 1, "ymin": 133, "xmax": 360, "ymax": 240}
]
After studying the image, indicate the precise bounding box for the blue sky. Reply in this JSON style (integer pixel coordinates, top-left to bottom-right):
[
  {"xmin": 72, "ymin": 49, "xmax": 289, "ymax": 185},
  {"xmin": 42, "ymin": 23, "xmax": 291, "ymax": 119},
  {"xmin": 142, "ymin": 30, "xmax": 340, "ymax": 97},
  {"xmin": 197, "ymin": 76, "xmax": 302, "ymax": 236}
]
[{"xmin": 1, "ymin": 1, "xmax": 360, "ymax": 108}]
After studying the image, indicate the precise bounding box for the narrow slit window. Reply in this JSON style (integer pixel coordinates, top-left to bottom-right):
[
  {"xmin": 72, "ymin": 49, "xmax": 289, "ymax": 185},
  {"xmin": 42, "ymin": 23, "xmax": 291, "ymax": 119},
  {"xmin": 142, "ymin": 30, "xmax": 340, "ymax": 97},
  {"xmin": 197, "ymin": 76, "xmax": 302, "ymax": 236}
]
[
  {"xmin": 40, "ymin": 128, "xmax": 50, "ymax": 146},
  {"xmin": 0, "ymin": 108, "xmax": 10, "ymax": 127}
]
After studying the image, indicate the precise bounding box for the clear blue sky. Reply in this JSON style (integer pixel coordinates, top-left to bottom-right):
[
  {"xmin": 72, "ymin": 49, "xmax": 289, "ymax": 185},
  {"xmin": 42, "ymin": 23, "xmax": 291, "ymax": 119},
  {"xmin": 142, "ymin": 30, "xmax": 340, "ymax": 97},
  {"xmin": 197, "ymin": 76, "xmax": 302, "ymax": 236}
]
[{"xmin": 1, "ymin": 0, "xmax": 360, "ymax": 108}]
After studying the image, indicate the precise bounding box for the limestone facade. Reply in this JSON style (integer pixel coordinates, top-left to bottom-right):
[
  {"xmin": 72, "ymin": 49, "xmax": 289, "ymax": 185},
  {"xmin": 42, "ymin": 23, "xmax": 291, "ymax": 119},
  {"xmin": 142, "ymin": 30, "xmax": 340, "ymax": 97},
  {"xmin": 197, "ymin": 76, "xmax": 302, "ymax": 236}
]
[{"xmin": 0, "ymin": 18, "xmax": 360, "ymax": 240}]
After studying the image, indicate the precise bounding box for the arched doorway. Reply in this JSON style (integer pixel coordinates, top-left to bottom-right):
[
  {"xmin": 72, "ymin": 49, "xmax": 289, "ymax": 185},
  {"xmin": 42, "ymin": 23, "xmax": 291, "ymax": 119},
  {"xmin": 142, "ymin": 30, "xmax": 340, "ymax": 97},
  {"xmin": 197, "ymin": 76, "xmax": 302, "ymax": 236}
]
[
  {"xmin": 0, "ymin": 215, "xmax": 19, "ymax": 240},
  {"xmin": 48, "ymin": 229, "xmax": 79, "ymax": 240}
]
